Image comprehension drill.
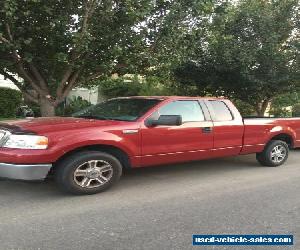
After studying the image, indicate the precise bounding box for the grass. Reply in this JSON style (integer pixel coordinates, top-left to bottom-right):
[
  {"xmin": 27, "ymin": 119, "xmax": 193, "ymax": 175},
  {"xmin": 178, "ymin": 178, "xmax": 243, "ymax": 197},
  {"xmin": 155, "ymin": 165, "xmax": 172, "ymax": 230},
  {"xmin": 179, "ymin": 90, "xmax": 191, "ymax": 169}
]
[{"xmin": 0, "ymin": 117, "xmax": 17, "ymax": 121}]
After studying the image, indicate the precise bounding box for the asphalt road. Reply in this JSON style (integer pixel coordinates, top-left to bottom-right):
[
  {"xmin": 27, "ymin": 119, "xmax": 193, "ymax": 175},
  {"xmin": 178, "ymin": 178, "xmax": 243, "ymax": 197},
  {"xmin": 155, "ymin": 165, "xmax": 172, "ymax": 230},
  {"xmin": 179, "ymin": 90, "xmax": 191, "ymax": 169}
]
[{"xmin": 0, "ymin": 151, "xmax": 299, "ymax": 250}]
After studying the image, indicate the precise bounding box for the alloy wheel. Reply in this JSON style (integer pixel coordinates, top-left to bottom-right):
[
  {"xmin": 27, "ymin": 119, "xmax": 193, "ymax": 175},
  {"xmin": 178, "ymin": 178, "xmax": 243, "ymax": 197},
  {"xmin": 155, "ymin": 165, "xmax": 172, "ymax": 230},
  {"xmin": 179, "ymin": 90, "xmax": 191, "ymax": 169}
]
[
  {"xmin": 73, "ymin": 160, "xmax": 113, "ymax": 188},
  {"xmin": 270, "ymin": 145, "xmax": 287, "ymax": 163}
]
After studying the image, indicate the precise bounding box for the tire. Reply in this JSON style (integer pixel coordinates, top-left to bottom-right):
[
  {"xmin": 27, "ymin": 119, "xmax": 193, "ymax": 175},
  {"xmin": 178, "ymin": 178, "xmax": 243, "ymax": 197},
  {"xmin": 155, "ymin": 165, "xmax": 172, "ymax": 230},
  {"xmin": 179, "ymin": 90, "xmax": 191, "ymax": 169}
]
[
  {"xmin": 256, "ymin": 140, "xmax": 289, "ymax": 167},
  {"xmin": 55, "ymin": 151, "xmax": 122, "ymax": 195}
]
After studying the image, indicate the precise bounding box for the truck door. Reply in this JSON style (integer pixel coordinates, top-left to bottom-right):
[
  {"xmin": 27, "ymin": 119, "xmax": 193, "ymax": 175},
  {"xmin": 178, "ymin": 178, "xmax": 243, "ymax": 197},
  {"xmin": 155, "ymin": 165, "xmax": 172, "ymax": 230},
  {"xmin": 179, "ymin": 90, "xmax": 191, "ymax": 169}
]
[
  {"xmin": 140, "ymin": 100, "xmax": 214, "ymax": 166},
  {"xmin": 205, "ymin": 100, "xmax": 244, "ymax": 157}
]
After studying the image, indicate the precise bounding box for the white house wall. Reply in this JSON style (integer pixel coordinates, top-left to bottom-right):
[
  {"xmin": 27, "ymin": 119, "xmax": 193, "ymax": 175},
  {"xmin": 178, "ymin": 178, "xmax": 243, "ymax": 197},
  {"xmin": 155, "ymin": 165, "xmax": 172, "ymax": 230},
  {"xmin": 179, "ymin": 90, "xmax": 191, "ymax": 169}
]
[
  {"xmin": 1, "ymin": 75, "xmax": 104, "ymax": 105},
  {"xmin": 68, "ymin": 87, "xmax": 99, "ymax": 105},
  {"xmin": 0, "ymin": 75, "xmax": 19, "ymax": 90}
]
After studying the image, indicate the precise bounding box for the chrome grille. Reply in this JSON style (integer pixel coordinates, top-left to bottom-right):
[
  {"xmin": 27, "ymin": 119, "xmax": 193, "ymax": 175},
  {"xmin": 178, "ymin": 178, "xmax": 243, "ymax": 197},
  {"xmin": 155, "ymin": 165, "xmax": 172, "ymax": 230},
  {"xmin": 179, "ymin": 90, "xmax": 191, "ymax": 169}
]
[
  {"xmin": 0, "ymin": 131, "xmax": 5, "ymax": 140},
  {"xmin": 0, "ymin": 130, "xmax": 10, "ymax": 146}
]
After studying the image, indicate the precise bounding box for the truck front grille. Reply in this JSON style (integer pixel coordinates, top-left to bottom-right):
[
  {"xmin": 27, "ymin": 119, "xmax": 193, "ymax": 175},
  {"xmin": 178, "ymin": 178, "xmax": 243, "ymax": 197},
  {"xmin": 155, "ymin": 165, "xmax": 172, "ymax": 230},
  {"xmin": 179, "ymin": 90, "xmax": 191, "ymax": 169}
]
[
  {"xmin": 0, "ymin": 130, "xmax": 10, "ymax": 147},
  {"xmin": 0, "ymin": 131, "xmax": 5, "ymax": 140}
]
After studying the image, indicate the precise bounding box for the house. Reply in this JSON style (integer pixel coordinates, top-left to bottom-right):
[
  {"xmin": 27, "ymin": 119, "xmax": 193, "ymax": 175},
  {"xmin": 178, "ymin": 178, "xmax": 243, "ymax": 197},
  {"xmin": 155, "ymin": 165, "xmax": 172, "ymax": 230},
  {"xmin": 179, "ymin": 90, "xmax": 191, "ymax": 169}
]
[
  {"xmin": 0, "ymin": 75, "xmax": 19, "ymax": 90},
  {"xmin": 68, "ymin": 87, "xmax": 103, "ymax": 105}
]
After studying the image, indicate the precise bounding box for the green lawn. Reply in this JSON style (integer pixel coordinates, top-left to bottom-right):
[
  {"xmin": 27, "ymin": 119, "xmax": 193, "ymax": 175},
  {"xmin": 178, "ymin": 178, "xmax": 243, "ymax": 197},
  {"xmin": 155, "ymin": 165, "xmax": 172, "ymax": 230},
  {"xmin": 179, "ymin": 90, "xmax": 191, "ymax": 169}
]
[{"xmin": 0, "ymin": 118, "xmax": 17, "ymax": 121}]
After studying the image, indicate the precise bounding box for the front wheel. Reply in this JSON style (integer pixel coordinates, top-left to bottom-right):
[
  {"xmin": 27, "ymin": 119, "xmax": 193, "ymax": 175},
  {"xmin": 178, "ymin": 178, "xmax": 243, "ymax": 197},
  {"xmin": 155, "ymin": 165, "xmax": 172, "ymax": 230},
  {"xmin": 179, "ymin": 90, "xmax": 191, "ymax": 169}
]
[
  {"xmin": 55, "ymin": 151, "xmax": 122, "ymax": 195},
  {"xmin": 256, "ymin": 140, "xmax": 289, "ymax": 167}
]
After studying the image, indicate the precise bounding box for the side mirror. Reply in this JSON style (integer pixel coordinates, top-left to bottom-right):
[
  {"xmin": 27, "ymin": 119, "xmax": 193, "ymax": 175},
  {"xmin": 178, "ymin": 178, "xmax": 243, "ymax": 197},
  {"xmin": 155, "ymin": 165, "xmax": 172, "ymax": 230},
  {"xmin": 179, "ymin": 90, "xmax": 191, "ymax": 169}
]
[{"xmin": 146, "ymin": 115, "xmax": 182, "ymax": 127}]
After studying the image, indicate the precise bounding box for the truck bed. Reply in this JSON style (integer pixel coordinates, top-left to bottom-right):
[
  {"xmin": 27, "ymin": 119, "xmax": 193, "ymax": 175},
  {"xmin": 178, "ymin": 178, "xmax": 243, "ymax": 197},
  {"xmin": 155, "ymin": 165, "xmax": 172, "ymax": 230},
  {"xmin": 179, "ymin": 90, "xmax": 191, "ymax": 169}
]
[{"xmin": 242, "ymin": 117, "xmax": 300, "ymax": 154}]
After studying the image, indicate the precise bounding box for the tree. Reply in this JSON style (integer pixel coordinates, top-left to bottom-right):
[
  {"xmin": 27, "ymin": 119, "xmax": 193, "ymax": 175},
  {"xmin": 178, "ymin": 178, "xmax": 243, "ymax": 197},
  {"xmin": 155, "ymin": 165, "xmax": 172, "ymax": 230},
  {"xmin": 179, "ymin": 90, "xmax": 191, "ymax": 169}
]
[
  {"xmin": 95, "ymin": 74, "xmax": 175, "ymax": 99},
  {"xmin": 174, "ymin": 0, "xmax": 300, "ymax": 116},
  {"xmin": 269, "ymin": 91, "xmax": 299, "ymax": 117},
  {"xmin": 0, "ymin": 0, "xmax": 214, "ymax": 116},
  {"xmin": 292, "ymin": 103, "xmax": 300, "ymax": 116}
]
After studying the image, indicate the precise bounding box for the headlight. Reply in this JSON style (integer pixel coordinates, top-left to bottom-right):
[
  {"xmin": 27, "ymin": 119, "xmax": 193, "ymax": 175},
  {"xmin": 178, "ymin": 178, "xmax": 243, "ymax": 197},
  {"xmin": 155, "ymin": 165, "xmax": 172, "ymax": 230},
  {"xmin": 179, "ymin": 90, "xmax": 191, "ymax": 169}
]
[{"xmin": 3, "ymin": 134, "xmax": 49, "ymax": 149}]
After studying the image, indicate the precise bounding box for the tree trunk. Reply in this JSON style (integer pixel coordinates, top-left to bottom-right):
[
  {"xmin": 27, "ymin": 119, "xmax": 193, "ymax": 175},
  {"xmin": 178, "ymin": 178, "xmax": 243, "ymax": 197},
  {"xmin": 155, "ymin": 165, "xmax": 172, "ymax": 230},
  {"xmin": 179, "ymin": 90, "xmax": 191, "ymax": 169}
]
[
  {"xmin": 39, "ymin": 98, "xmax": 56, "ymax": 117},
  {"xmin": 256, "ymin": 99, "xmax": 270, "ymax": 117}
]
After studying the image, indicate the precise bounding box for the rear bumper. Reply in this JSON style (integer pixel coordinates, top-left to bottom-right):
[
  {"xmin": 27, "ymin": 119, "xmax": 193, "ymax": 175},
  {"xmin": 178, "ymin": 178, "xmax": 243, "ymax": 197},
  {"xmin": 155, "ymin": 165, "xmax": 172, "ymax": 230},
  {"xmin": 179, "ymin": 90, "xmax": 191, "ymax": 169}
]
[{"xmin": 0, "ymin": 163, "xmax": 52, "ymax": 181}]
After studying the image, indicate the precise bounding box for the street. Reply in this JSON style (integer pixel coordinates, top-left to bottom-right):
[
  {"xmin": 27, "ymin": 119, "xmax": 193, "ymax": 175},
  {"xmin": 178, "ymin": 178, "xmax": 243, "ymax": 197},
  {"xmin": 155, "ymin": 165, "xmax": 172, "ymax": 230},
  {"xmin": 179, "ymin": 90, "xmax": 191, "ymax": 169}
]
[{"xmin": 0, "ymin": 151, "xmax": 299, "ymax": 250}]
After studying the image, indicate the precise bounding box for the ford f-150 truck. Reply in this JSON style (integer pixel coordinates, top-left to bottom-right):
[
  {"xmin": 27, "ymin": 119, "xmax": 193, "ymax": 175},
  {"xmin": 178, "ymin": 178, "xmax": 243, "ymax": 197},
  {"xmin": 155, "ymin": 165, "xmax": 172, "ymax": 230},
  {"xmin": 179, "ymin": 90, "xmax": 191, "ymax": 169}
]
[{"xmin": 0, "ymin": 96, "xmax": 300, "ymax": 195}]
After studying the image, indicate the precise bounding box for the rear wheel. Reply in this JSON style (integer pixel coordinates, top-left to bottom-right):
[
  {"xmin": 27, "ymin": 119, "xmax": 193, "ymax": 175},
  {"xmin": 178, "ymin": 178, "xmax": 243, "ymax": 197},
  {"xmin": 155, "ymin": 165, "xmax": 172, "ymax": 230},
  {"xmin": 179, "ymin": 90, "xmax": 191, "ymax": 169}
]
[
  {"xmin": 256, "ymin": 140, "xmax": 289, "ymax": 167},
  {"xmin": 55, "ymin": 151, "xmax": 122, "ymax": 195}
]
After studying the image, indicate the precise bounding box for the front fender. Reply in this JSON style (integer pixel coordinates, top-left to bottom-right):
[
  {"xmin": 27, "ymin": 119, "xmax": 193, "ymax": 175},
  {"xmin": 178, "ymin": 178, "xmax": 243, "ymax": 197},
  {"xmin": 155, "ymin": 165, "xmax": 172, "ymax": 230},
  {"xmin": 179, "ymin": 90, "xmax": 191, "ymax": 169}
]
[{"xmin": 47, "ymin": 129, "xmax": 140, "ymax": 162}]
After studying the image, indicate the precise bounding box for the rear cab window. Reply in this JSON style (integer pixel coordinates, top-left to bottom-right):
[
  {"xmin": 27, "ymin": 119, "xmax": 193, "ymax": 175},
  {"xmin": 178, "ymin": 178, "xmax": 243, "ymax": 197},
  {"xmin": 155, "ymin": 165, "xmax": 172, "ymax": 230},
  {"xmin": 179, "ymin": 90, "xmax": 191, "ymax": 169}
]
[{"xmin": 209, "ymin": 100, "xmax": 233, "ymax": 121}]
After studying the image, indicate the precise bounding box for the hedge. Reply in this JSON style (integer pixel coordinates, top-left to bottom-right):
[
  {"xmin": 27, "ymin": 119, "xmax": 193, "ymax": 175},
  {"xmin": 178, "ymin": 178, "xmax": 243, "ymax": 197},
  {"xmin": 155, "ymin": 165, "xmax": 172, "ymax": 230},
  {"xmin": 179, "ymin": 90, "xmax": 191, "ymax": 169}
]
[
  {"xmin": 292, "ymin": 103, "xmax": 300, "ymax": 117},
  {"xmin": 0, "ymin": 87, "xmax": 22, "ymax": 118}
]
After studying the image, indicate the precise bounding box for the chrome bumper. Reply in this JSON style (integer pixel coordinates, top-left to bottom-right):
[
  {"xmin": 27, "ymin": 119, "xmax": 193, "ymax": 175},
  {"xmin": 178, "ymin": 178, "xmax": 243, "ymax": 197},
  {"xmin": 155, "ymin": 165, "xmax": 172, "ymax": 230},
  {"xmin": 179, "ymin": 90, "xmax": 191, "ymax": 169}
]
[{"xmin": 0, "ymin": 163, "xmax": 52, "ymax": 181}]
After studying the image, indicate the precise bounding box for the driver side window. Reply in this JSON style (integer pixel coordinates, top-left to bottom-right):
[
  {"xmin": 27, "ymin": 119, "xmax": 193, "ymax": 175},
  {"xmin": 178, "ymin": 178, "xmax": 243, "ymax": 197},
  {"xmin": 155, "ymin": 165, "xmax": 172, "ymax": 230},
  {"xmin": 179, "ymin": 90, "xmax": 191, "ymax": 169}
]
[{"xmin": 153, "ymin": 100, "xmax": 205, "ymax": 122}]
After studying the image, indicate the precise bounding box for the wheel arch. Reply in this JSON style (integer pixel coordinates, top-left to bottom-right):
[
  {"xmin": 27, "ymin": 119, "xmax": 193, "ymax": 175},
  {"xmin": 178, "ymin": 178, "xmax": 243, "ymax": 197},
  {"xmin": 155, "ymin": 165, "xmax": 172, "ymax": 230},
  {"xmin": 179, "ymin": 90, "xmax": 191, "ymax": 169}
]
[
  {"xmin": 268, "ymin": 133, "xmax": 294, "ymax": 148},
  {"xmin": 52, "ymin": 144, "xmax": 132, "ymax": 174}
]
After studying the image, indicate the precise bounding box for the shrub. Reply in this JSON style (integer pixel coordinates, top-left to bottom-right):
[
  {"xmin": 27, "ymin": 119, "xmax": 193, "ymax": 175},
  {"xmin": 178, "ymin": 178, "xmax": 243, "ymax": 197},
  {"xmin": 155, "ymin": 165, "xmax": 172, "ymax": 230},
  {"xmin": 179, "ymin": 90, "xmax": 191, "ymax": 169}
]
[
  {"xmin": 56, "ymin": 96, "xmax": 91, "ymax": 116},
  {"xmin": 269, "ymin": 93, "xmax": 298, "ymax": 117},
  {"xmin": 0, "ymin": 87, "xmax": 22, "ymax": 118},
  {"xmin": 97, "ymin": 77, "xmax": 142, "ymax": 99},
  {"xmin": 269, "ymin": 107, "xmax": 292, "ymax": 118},
  {"xmin": 28, "ymin": 104, "xmax": 41, "ymax": 117},
  {"xmin": 292, "ymin": 103, "xmax": 300, "ymax": 117},
  {"xmin": 95, "ymin": 75, "xmax": 175, "ymax": 99}
]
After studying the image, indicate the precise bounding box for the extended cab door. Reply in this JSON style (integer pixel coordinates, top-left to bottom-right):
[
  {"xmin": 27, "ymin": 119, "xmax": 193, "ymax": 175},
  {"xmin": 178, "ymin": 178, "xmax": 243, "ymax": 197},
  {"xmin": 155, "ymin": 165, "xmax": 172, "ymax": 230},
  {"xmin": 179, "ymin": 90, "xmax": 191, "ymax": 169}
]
[
  {"xmin": 140, "ymin": 100, "xmax": 214, "ymax": 166},
  {"xmin": 204, "ymin": 99, "xmax": 244, "ymax": 157}
]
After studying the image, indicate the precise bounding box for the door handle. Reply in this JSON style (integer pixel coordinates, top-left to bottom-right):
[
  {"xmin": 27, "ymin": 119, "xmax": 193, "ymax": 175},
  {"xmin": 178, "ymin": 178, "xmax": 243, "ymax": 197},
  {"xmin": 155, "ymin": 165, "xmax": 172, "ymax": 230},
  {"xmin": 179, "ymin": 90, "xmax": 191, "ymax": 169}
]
[{"xmin": 201, "ymin": 127, "xmax": 212, "ymax": 133}]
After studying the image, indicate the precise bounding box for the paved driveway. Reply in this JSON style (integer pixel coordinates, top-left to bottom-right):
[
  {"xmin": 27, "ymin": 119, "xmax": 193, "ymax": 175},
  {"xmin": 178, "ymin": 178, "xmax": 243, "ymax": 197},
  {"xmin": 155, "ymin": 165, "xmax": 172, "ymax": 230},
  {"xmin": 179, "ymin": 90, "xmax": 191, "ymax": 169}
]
[{"xmin": 0, "ymin": 151, "xmax": 299, "ymax": 250}]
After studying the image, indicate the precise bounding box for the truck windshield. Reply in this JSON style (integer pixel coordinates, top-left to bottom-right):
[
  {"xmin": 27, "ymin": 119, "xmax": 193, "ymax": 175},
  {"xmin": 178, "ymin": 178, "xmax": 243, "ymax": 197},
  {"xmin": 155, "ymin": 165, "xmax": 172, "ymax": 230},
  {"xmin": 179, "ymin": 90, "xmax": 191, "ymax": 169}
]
[{"xmin": 73, "ymin": 98, "xmax": 161, "ymax": 121}]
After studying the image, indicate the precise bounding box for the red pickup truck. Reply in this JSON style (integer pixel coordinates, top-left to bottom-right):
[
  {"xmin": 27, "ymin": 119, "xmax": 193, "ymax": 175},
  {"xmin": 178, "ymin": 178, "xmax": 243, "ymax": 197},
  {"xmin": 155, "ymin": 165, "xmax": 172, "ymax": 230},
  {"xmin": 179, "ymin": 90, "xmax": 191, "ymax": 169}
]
[{"xmin": 0, "ymin": 96, "xmax": 300, "ymax": 194}]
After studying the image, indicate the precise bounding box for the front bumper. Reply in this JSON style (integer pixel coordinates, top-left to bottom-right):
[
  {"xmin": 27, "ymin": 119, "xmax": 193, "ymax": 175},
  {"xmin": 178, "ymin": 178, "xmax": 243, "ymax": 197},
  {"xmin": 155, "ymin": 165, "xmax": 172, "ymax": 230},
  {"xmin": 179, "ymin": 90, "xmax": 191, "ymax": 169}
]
[{"xmin": 0, "ymin": 163, "xmax": 52, "ymax": 181}]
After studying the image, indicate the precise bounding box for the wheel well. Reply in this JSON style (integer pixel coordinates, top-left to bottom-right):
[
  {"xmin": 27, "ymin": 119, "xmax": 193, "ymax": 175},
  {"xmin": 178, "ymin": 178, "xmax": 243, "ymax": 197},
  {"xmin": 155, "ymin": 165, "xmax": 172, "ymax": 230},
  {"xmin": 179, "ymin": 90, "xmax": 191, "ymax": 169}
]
[
  {"xmin": 270, "ymin": 133, "xmax": 294, "ymax": 148},
  {"xmin": 53, "ymin": 145, "xmax": 131, "ymax": 172}
]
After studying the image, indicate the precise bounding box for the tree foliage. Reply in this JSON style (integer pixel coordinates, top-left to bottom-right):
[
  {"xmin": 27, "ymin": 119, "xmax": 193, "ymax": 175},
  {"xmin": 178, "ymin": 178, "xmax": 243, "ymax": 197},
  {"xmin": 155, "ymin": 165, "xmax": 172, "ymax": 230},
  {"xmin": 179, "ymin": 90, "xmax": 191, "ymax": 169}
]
[
  {"xmin": 0, "ymin": 0, "xmax": 215, "ymax": 116},
  {"xmin": 96, "ymin": 75, "xmax": 175, "ymax": 99},
  {"xmin": 175, "ymin": 0, "xmax": 300, "ymax": 115},
  {"xmin": 292, "ymin": 103, "xmax": 300, "ymax": 116},
  {"xmin": 269, "ymin": 92, "xmax": 299, "ymax": 117}
]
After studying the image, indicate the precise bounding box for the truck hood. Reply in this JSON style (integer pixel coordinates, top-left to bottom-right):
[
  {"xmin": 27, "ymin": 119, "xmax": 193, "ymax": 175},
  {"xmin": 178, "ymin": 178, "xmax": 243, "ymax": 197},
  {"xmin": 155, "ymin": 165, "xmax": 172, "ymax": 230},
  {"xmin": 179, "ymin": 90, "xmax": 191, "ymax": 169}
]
[{"xmin": 0, "ymin": 117, "xmax": 125, "ymax": 134}]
